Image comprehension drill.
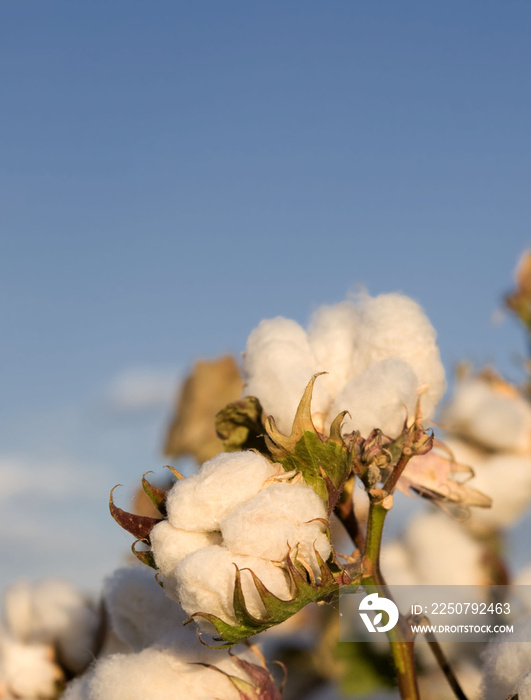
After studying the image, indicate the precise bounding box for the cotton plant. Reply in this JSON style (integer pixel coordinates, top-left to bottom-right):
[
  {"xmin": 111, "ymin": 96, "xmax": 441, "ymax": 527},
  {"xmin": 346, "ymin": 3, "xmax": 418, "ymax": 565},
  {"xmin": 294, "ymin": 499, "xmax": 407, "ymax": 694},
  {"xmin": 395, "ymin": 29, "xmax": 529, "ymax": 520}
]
[{"xmin": 109, "ymin": 291, "xmax": 497, "ymax": 700}]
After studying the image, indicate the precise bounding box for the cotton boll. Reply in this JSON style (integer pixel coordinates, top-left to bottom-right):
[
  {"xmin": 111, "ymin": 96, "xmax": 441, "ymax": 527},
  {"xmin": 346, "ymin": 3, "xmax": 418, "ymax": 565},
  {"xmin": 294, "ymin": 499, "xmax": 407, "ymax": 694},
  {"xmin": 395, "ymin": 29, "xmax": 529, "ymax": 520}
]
[
  {"xmin": 2, "ymin": 581, "xmax": 32, "ymax": 643},
  {"xmin": 307, "ymin": 301, "xmax": 361, "ymax": 402},
  {"xmin": 245, "ymin": 317, "xmax": 311, "ymax": 359},
  {"xmin": 467, "ymin": 453, "xmax": 531, "ymax": 530},
  {"xmin": 170, "ymin": 546, "xmax": 292, "ymax": 626},
  {"xmin": 330, "ymin": 358, "xmax": 419, "ymax": 437},
  {"xmin": 481, "ymin": 617, "xmax": 531, "ymax": 700},
  {"xmin": 354, "ymin": 293, "xmax": 446, "ymax": 418},
  {"xmin": 405, "ymin": 512, "xmax": 487, "ymax": 586},
  {"xmin": 150, "ymin": 520, "xmax": 221, "ymax": 576},
  {"xmin": 3, "ymin": 579, "xmax": 99, "ymax": 674},
  {"xmin": 245, "ymin": 343, "xmax": 324, "ymax": 434},
  {"xmin": 166, "ymin": 451, "xmax": 279, "ymax": 532},
  {"xmin": 103, "ymin": 567, "xmax": 189, "ymax": 652},
  {"xmin": 221, "ymin": 482, "xmax": 330, "ymax": 573},
  {"xmin": 62, "ymin": 674, "xmax": 91, "ymax": 700},
  {"xmin": 243, "ymin": 317, "xmax": 321, "ymax": 433},
  {"xmin": 443, "ymin": 378, "xmax": 531, "ymax": 453},
  {"xmin": 82, "ymin": 647, "xmax": 241, "ymax": 700},
  {"xmin": 0, "ymin": 635, "xmax": 62, "ymax": 699}
]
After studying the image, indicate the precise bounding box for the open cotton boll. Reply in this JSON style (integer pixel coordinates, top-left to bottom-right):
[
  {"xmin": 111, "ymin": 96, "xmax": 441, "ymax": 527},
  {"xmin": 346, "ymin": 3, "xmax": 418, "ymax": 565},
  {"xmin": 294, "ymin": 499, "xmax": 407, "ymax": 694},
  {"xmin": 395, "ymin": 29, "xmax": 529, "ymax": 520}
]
[
  {"xmin": 62, "ymin": 674, "xmax": 91, "ymax": 700},
  {"xmin": 170, "ymin": 546, "xmax": 292, "ymax": 626},
  {"xmin": 467, "ymin": 453, "xmax": 531, "ymax": 530},
  {"xmin": 166, "ymin": 451, "xmax": 279, "ymax": 532},
  {"xmin": 3, "ymin": 579, "xmax": 99, "ymax": 675},
  {"xmin": 307, "ymin": 301, "xmax": 360, "ymax": 400},
  {"xmin": 243, "ymin": 316, "xmax": 332, "ymax": 433},
  {"xmin": 244, "ymin": 345, "xmax": 323, "ymax": 435},
  {"xmin": 481, "ymin": 617, "xmax": 531, "ymax": 700},
  {"xmin": 0, "ymin": 635, "xmax": 62, "ymax": 699},
  {"xmin": 245, "ymin": 316, "xmax": 311, "ymax": 359},
  {"xmin": 221, "ymin": 482, "xmax": 330, "ymax": 573},
  {"xmin": 443, "ymin": 377, "xmax": 531, "ymax": 453},
  {"xmin": 329, "ymin": 358, "xmax": 419, "ymax": 437},
  {"xmin": 405, "ymin": 512, "xmax": 487, "ymax": 586},
  {"xmin": 75, "ymin": 646, "xmax": 244, "ymax": 700},
  {"xmin": 150, "ymin": 520, "xmax": 221, "ymax": 576},
  {"xmin": 354, "ymin": 293, "xmax": 446, "ymax": 417},
  {"xmin": 103, "ymin": 567, "xmax": 190, "ymax": 653}
]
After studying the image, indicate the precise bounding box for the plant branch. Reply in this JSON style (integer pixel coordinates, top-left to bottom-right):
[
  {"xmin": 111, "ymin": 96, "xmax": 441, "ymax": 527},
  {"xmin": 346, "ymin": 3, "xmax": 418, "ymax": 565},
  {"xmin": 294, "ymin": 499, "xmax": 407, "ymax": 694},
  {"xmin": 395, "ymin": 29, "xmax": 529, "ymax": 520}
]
[
  {"xmin": 337, "ymin": 490, "xmax": 419, "ymax": 700},
  {"xmin": 411, "ymin": 617, "xmax": 470, "ymax": 700}
]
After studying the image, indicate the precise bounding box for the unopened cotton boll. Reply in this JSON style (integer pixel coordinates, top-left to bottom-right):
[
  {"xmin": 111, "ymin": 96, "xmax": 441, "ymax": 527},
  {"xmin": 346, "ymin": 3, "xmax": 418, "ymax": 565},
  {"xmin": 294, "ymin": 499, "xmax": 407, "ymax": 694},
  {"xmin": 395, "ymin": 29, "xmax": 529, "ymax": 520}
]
[
  {"xmin": 443, "ymin": 377, "xmax": 531, "ymax": 453},
  {"xmin": 0, "ymin": 635, "xmax": 62, "ymax": 699},
  {"xmin": 481, "ymin": 617, "xmax": 531, "ymax": 700},
  {"xmin": 221, "ymin": 482, "xmax": 330, "ymax": 573},
  {"xmin": 165, "ymin": 451, "xmax": 279, "ymax": 532},
  {"xmin": 3, "ymin": 579, "xmax": 99, "ymax": 674},
  {"xmin": 150, "ymin": 521, "xmax": 221, "ymax": 576},
  {"xmin": 170, "ymin": 546, "xmax": 292, "ymax": 626},
  {"xmin": 354, "ymin": 293, "xmax": 446, "ymax": 418},
  {"xmin": 330, "ymin": 358, "xmax": 419, "ymax": 438}
]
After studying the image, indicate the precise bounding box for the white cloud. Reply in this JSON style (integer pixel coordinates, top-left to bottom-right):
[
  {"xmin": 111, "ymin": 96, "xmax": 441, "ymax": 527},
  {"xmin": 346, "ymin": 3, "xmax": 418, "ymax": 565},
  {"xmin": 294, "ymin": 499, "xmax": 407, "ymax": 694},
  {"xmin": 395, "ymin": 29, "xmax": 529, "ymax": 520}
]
[
  {"xmin": 0, "ymin": 454, "xmax": 108, "ymax": 501},
  {"xmin": 104, "ymin": 367, "xmax": 180, "ymax": 412}
]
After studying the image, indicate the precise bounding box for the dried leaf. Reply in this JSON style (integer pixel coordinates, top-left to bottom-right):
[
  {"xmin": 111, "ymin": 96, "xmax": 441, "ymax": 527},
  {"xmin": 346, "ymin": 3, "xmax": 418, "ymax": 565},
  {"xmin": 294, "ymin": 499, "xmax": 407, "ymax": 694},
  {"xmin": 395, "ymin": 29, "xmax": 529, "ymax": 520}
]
[
  {"xmin": 164, "ymin": 356, "xmax": 243, "ymax": 463},
  {"xmin": 109, "ymin": 485, "xmax": 162, "ymax": 540},
  {"xmin": 397, "ymin": 451, "xmax": 492, "ymax": 509}
]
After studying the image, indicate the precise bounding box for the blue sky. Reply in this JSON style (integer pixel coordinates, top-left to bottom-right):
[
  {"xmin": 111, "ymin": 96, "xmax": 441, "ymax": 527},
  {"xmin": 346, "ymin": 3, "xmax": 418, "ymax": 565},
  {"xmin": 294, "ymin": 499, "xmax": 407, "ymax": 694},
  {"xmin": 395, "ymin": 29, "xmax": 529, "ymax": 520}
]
[{"xmin": 1, "ymin": 1, "xmax": 530, "ymax": 594}]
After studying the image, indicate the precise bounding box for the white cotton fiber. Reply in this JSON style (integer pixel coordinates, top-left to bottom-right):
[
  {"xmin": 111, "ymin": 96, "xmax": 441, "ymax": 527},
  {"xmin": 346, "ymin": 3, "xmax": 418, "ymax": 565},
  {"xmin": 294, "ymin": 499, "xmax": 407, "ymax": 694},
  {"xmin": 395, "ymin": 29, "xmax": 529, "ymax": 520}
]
[
  {"xmin": 170, "ymin": 546, "xmax": 292, "ymax": 626},
  {"xmin": 77, "ymin": 646, "xmax": 242, "ymax": 700},
  {"xmin": 103, "ymin": 567, "xmax": 188, "ymax": 652},
  {"xmin": 307, "ymin": 301, "xmax": 360, "ymax": 400},
  {"xmin": 404, "ymin": 511, "xmax": 486, "ymax": 586},
  {"xmin": 62, "ymin": 674, "xmax": 91, "ymax": 700},
  {"xmin": 329, "ymin": 358, "xmax": 419, "ymax": 437},
  {"xmin": 150, "ymin": 520, "xmax": 221, "ymax": 576},
  {"xmin": 467, "ymin": 453, "xmax": 531, "ymax": 530},
  {"xmin": 354, "ymin": 293, "xmax": 446, "ymax": 417},
  {"xmin": 0, "ymin": 635, "xmax": 62, "ymax": 699},
  {"xmin": 443, "ymin": 377, "xmax": 531, "ymax": 453},
  {"xmin": 243, "ymin": 293, "xmax": 446, "ymax": 437},
  {"xmin": 165, "ymin": 451, "xmax": 279, "ymax": 532},
  {"xmin": 244, "ymin": 317, "xmax": 320, "ymax": 433},
  {"xmin": 481, "ymin": 617, "xmax": 531, "ymax": 700},
  {"xmin": 220, "ymin": 482, "xmax": 330, "ymax": 573},
  {"xmin": 3, "ymin": 579, "xmax": 99, "ymax": 674},
  {"xmin": 245, "ymin": 317, "xmax": 311, "ymax": 360}
]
